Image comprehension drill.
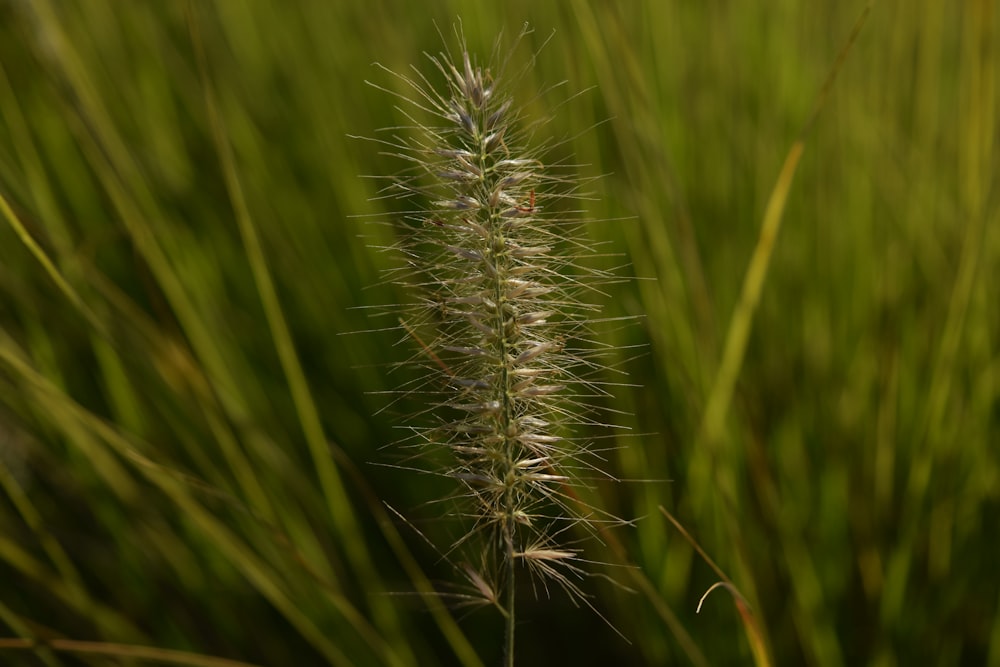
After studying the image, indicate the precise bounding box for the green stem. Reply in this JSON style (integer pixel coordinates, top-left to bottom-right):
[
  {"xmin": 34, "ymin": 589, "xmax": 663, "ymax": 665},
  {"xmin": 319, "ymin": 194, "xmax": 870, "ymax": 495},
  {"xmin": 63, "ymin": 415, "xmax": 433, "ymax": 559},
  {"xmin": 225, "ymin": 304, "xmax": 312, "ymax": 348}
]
[{"xmin": 504, "ymin": 526, "xmax": 516, "ymax": 667}]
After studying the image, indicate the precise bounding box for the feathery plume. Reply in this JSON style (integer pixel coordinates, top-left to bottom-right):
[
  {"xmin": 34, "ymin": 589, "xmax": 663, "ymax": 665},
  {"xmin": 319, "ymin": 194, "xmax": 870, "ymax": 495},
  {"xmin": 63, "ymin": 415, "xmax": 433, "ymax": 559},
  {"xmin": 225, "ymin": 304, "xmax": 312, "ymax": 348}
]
[{"xmin": 362, "ymin": 23, "xmax": 629, "ymax": 664}]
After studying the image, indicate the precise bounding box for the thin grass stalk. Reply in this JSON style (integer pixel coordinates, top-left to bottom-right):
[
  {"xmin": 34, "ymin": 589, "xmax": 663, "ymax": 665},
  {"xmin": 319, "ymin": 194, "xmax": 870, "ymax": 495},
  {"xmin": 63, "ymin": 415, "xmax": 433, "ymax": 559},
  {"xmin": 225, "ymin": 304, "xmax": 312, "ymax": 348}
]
[{"xmin": 364, "ymin": 24, "xmax": 626, "ymax": 664}]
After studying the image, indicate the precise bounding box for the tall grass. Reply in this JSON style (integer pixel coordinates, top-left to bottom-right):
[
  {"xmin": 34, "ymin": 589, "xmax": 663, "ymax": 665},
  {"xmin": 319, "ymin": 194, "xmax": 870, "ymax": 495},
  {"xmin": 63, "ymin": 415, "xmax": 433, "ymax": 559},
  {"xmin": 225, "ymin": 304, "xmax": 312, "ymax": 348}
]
[
  {"xmin": 356, "ymin": 23, "xmax": 651, "ymax": 665},
  {"xmin": 0, "ymin": 1, "xmax": 997, "ymax": 666}
]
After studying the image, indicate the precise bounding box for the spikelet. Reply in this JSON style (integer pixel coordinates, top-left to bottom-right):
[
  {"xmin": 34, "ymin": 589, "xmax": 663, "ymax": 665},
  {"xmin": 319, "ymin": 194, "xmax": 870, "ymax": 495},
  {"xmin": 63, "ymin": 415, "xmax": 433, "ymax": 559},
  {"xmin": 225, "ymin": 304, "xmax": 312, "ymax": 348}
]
[{"xmin": 364, "ymin": 24, "xmax": 626, "ymax": 647}]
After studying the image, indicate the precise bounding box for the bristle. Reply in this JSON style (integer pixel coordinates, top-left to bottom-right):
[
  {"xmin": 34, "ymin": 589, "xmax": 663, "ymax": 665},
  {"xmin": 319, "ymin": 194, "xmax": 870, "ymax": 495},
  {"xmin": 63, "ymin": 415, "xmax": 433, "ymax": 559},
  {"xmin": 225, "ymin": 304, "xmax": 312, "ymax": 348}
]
[{"xmin": 365, "ymin": 23, "xmax": 628, "ymax": 660}]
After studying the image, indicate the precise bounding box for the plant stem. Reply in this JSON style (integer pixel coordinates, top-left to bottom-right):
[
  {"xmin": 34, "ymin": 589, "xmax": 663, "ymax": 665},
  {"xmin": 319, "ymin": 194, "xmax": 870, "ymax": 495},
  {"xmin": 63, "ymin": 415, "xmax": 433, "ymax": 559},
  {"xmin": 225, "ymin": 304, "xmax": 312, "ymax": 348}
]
[{"xmin": 504, "ymin": 529, "xmax": 516, "ymax": 667}]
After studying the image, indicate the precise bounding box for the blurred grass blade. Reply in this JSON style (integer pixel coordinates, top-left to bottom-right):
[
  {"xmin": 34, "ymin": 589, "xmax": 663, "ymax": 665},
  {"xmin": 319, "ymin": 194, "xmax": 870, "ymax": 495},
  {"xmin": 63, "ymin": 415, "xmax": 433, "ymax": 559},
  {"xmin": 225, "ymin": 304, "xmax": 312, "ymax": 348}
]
[
  {"xmin": 0, "ymin": 600, "xmax": 61, "ymax": 667},
  {"xmin": 0, "ymin": 456, "xmax": 83, "ymax": 592},
  {"xmin": 662, "ymin": 507, "xmax": 771, "ymax": 667},
  {"xmin": 696, "ymin": 582, "xmax": 771, "ymax": 667},
  {"xmin": 185, "ymin": 6, "xmax": 412, "ymax": 664},
  {"xmin": 0, "ymin": 187, "xmax": 106, "ymax": 339},
  {"xmin": 0, "ymin": 534, "xmax": 144, "ymax": 643},
  {"xmin": 0, "ymin": 330, "xmax": 392, "ymax": 666},
  {"xmin": 330, "ymin": 443, "xmax": 485, "ymax": 667},
  {"xmin": 700, "ymin": 0, "xmax": 875, "ymax": 456},
  {"xmin": 0, "ymin": 637, "xmax": 264, "ymax": 667}
]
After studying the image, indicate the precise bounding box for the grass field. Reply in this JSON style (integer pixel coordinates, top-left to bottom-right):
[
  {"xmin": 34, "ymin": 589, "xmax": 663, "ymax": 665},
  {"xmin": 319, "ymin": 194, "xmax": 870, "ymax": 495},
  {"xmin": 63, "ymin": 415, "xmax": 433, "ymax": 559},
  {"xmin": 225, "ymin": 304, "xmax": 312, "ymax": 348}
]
[{"xmin": 0, "ymin": 1, "xmax": 997, "ymax": 665}]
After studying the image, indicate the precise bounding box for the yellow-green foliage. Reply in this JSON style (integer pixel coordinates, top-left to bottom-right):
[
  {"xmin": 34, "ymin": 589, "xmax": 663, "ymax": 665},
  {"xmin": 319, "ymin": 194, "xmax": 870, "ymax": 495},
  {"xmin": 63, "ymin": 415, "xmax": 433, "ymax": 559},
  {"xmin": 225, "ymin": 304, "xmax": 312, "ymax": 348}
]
[{"xmin": 0, "ymin": 2, "xmax": 996, "ymax": 666}]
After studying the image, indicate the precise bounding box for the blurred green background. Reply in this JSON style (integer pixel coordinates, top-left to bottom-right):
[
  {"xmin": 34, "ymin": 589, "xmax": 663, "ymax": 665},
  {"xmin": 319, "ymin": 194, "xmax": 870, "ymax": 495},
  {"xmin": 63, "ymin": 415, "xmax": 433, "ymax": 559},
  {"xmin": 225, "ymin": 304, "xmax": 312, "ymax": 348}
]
[{"xmin": 0, "ymin": 1, "xmax": 997, "ymax": 665}]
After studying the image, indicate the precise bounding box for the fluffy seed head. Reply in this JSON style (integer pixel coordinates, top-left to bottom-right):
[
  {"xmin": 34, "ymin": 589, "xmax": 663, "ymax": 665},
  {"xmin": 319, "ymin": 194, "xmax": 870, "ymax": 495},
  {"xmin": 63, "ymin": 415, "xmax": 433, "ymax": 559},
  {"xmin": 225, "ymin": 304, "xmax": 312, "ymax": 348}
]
[{"xmin": 366, "ymin": 24, "xmax": 627, "ymax": 606}]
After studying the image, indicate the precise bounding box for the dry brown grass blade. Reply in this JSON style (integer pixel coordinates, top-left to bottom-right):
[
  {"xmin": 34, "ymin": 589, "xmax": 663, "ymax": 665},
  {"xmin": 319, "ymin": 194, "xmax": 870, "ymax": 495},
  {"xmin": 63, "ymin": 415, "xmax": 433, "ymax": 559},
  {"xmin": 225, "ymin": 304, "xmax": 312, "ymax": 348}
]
[{"xmin": 661, "ymin": 506, "xmax": 772, "ymax": 667}]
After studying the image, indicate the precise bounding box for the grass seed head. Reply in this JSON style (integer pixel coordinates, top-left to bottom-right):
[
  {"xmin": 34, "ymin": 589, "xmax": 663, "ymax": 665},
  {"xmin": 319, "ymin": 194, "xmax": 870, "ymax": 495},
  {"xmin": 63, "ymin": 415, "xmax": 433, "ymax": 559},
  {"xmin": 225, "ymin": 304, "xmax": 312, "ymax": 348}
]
[{"xmin": 367, "ymin": 23, "xmax": 629, "ymax": 615}]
